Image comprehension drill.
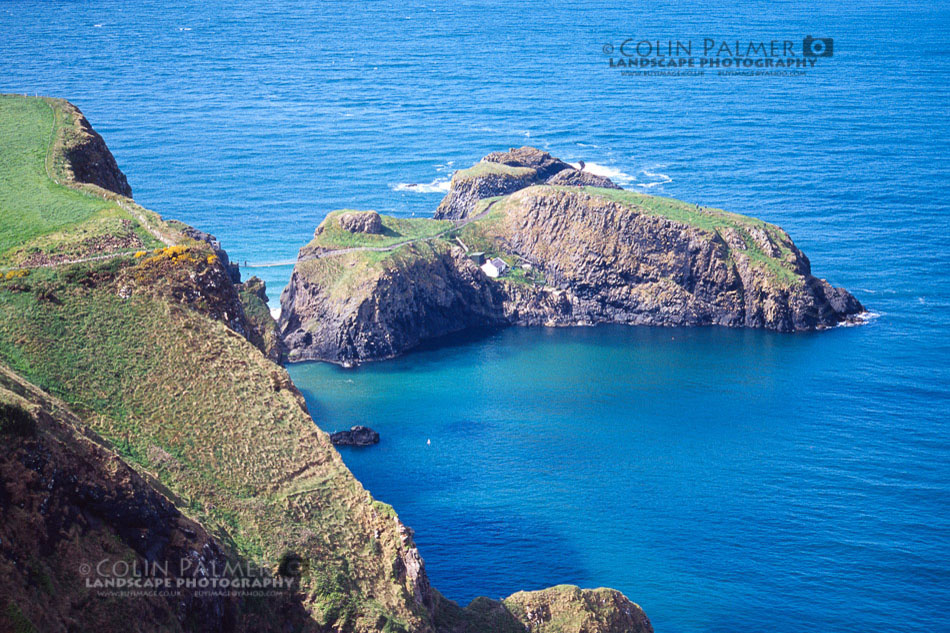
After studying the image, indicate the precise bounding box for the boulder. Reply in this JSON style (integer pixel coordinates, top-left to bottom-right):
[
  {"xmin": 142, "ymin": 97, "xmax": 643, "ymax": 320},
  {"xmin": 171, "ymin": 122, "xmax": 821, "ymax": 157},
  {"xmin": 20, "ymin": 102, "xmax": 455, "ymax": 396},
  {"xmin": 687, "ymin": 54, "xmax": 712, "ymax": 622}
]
[
  {"xmin": 339, "ymin": 211, "xmax": 383, "ymax": 234},
  {"xmin": 329, "ymin": 425, "xmax": 380, "ymax": 447}
]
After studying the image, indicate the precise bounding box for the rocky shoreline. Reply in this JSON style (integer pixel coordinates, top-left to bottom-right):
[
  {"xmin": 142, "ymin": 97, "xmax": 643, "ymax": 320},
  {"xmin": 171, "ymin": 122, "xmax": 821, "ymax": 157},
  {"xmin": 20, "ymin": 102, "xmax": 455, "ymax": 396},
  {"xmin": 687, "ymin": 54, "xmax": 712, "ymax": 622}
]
[{"xmin": 279, "ymin": 147, "xmax": 864, "ymax": 365}]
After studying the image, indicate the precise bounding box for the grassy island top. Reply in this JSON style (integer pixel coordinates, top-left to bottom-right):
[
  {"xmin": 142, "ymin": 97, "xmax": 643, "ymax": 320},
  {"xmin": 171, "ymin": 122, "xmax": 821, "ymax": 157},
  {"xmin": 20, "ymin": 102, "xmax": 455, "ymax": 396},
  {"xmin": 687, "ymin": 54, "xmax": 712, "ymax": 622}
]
[
  {"xmin": 0, "ymin": 95, "xmax": 165, "ymax": 267},
  {"xmin": 451, "ymin": 160, "xmax": 536, "ymax": 181},
  {"xmin": 305, "ymin": 209, "xmax": 452, "ymax": 251}
]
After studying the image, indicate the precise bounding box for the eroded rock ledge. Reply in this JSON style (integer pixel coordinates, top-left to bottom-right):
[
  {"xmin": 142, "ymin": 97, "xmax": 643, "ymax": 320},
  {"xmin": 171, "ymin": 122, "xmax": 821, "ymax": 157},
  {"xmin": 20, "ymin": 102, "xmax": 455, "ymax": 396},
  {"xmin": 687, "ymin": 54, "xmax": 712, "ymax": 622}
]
[{"xmin": 280, "ymin": 148, "xmax": 864, "ymax": 364}]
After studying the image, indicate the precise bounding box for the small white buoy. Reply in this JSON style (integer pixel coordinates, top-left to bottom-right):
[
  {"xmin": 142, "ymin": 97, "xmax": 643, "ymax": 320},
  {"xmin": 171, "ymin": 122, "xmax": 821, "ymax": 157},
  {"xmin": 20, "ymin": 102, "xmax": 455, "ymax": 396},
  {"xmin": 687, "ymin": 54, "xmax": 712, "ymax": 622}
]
[{"xmin": 426, "ymin": 438, "xmax": 431, "ymax": 446}]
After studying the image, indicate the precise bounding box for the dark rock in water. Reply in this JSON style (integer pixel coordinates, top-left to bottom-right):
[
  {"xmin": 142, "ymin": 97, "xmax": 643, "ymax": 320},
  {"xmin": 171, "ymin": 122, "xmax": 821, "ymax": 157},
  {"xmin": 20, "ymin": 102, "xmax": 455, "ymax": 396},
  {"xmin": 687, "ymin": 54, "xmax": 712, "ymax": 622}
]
[
  {"xmin": 339, "ymin": 210, "xmax": 383, "ymax": 234},
  {"xmin": 330, "ymin": 425, "xmax": 380, "ymax": 447}
]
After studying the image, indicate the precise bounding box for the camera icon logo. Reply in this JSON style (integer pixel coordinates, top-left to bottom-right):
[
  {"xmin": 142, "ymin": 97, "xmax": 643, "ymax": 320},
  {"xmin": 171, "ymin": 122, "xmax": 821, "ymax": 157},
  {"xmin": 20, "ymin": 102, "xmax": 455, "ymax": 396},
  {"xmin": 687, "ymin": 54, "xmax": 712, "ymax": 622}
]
[{"xmin": 803, "ymin": 36, "xmax": 834, "ymax": 57}]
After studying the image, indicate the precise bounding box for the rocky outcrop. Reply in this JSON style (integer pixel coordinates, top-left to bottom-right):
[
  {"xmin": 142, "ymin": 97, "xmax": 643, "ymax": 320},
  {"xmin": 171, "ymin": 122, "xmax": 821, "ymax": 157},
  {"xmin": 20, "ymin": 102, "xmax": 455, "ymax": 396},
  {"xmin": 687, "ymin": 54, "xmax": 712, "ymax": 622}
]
[
  {"xmin": 52, "ymin": 99, "xmax": 132, "ymax": 198},
  {"xmin": 484, "ymin": 146, "xmax": 573, "ymax": 180},
  {"xmin": 280, "ymin": 242, "xmax": 505, "ymax": 364},
  {"xmin": 330, "ymin": 425, "xmax": 380, "ymax": 446},
  {"xmin": 339, "ymin": 210, "xmax": 383, "ymax": 234},
  {"xmin": 435, "ymin": 147, "xmax": 618, "ymax": 220},
  {"xmin": 434, "ymin": 586, "xmax": 653, "ymax": 633},
  {"xmin": 547, "ymin": 168, "xmax": 621, "ymax": 189},
  {"xmin": 237, "ymin": 276, "xmax": 283, "ymax": 363},
  {"xmin": 179, "ymin": 226, "xmax": 242, "ymax": 283},
  {"xmin": 281, "ymin": 151, "xmax": 863, "ymax": 363},
  {"xmin": 487, "ymin": 186, "xmax": 863, "ymax": 332},
  {"xmin": 505, "ymin": 586, "xmax": 652, "ymax": 633}
]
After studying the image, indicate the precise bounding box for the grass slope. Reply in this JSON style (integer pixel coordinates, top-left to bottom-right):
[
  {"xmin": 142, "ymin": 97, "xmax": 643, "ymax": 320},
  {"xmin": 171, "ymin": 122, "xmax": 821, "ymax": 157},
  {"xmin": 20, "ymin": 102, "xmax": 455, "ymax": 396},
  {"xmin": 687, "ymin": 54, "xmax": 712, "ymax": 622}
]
[
  {"xmin": 0, "ymin": 260, "xmax": 425, "ymax": 630},
  {"xmin": 307, "ymin": 210, "xmax": 452, "ymax": 250},
  {"xmin": 0, "ymin": 95, "xmax": 160, "ymax": 266}
]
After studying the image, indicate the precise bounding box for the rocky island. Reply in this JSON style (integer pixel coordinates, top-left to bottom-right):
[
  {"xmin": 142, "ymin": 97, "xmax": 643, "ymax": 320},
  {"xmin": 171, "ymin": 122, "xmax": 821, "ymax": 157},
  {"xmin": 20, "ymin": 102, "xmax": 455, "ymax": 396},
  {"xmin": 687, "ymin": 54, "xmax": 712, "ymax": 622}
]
[
  {"xmin": 0, "ymin": 96, "xmax": 651, "ymax": 632},
  {"xmin": 331, "ymin": 425, "xmax": 381, "ymax": 447},
  {"xmin": 280, "ymin": 147, "xmax": 863, "ymax": 364}
]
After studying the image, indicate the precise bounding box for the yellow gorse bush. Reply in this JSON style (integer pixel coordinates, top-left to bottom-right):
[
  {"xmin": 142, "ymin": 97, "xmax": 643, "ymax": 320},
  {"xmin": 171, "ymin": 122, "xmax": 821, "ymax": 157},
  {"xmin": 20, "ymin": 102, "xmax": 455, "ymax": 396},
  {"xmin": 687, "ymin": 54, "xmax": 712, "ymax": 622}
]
[
  {"xmin": 4, "ymin": 269, "xmax": 30, "ymax": 280},
  {"xmin": 141, "ymin": 245, "xmax": 200, "ymax": 267}
]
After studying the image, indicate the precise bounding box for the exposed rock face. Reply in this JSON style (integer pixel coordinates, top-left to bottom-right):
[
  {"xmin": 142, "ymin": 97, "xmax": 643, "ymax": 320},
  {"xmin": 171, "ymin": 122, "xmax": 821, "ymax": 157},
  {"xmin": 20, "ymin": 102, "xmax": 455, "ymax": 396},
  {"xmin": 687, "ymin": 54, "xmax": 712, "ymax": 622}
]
[
  {"xmin": 339, "ymin": 210, "xmax": 383, "ymax": 234},
  {"xmin": 488, "ymin": 186, "xmax": 863, "ymax": 331},
  {"xmin": 434, "ymin": 586, "xmax": 653, "ymax": 633},
  {"xmin": 238, "ymin": 276, "xmax": 283, "ymax": 362},
  {"xmin": 280, "ymin": 242, "xmax": 504, "ymax": 364},
  {"xmin": 119, "ymin": 245, "xmax": 254, "ymax": 340},
  {"xmin": 435, "ymin": 146, "xmax": 618, "ymax": 220},
  {"xmin": 54, "ymin": 100, "xmax": 133, "ymax": 198},
  {"xmin": 484, "ymin": 146, "xmax": 572, "ymax": 180},
  {"xmin": 330, "ymin": 425, "xmax": 380, "ymax": 446},
  {"xmin": 504, "ymin": 586, "xmax": 653, "ymax": 633},
  {"xmin": 180, "ymin": 226, "xmax": 242, "ymax": 283}
]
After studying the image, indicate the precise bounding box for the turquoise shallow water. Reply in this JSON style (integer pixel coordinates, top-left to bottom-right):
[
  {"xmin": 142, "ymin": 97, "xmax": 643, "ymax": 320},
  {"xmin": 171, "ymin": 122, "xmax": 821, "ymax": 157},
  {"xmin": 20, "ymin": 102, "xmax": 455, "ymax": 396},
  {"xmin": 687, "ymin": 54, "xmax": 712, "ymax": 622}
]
[{"xmin": 2, "ymin": 1, "xmax": 949, "ymax": 631}]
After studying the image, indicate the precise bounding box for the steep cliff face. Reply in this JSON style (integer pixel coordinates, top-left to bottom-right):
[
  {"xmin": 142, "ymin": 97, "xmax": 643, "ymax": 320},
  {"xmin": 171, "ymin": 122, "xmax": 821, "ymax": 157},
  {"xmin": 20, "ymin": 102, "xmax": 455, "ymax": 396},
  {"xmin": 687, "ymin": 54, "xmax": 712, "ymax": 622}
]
[
  {"xmin": 280, "ymin": 241, "xmax": 503, "ymax": 364},
  {"xmin": 481, "ymin": 186, "xmax": 863, "ymax": 331},
  {"xmin": 281, "ymin": 151, "xmax": 863, "ymax": 363},
  {"xmin": 238, "ymin": 276, "xmax": 284, "ymax": 362},
  {"xmin": 49, "ymin": 99, "xmax": 132, "ymax": 198}
]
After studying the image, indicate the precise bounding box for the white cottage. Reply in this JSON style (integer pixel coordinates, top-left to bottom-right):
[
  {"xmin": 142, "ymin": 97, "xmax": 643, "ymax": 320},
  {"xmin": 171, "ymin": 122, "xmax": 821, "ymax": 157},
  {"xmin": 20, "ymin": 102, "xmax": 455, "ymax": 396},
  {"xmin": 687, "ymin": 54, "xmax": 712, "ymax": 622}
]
[{"xmin": 480, "ymin": 257, "xmax": 510, "ymax": 278}]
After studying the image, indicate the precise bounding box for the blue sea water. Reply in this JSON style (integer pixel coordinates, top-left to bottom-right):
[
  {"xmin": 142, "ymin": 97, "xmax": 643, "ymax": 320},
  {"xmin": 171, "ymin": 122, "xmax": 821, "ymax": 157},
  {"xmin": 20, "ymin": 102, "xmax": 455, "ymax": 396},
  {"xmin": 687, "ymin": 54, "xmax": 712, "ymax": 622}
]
[{"xmin": 2, "ymin": 1, "xmax": 949, "ymax": 631}]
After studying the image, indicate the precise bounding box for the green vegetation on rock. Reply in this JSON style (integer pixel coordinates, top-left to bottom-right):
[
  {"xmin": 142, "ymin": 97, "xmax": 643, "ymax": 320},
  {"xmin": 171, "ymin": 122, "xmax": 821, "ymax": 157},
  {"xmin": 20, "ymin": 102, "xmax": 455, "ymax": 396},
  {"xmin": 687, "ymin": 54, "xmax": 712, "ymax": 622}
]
[
  {"xmin": 307, "ymin": 210, "xmax": 452, "ymax": 251},
  {"xmin": 452, "ymin": 161, "xmax": 535, "ymax": 181},
  {"xmin": 1, "ymin": 97, "xmax": 662, "ymax": 633}
]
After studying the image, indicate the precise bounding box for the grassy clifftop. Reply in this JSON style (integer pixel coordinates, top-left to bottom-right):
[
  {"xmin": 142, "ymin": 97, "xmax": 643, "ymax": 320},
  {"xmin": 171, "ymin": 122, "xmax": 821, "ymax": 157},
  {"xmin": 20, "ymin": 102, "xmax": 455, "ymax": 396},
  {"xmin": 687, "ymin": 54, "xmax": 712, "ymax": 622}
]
[{"xmin": 0, "ymin": 96, "xmax": 171, "ymax": 268}]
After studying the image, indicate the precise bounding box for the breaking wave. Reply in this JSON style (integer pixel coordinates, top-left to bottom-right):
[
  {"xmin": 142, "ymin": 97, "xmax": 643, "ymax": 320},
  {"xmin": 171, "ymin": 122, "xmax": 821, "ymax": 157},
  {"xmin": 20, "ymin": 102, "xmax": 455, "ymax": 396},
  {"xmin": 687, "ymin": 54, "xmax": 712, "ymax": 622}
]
[{"xmin": 392, "ymin": 178, "xmax": 452, "ymax": 194}]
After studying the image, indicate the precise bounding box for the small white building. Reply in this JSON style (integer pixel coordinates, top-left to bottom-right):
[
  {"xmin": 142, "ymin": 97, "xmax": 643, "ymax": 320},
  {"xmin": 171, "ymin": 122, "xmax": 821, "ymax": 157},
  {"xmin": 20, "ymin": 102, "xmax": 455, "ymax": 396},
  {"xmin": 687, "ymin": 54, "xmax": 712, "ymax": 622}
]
[{"xmin": 480, "ymin": 257, "xmax": 510, "ymax": 278}]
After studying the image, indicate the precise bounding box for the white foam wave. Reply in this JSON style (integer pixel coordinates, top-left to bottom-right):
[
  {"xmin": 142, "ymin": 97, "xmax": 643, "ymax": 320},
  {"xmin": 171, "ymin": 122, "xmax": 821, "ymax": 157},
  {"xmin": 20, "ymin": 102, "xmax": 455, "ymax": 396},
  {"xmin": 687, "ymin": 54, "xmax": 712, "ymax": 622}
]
[
  {"xmin": 392, "ymin": 178, "xmax": 452, "ymax": 194},
  {"xmin": 269, "ymin": 306, "xmax": 282, "ymax": 320},
  {"xmin": 837, "ymin": 311, "xmax": 880, "ymax": 327},
  {"xmin": 639, "ymin": 168, "xmax": 672, "ymax": 187},
  {"xmin": 569, "ymin": 161, "xmax": 637, "ymax": 186}
]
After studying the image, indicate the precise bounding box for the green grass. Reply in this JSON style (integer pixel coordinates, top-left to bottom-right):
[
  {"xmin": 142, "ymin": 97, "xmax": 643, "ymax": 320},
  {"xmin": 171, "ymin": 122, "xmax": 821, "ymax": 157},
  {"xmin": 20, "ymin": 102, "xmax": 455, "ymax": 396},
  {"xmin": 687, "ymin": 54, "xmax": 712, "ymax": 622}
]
[
  {"xmin": 0, "ymin": 96, "xmax": 157, "ymax": 266},
  {"xmin": 307, "ymin": 210, "xmax": 452, "ymax": 251},
  {"xmin": 452, "ymin": 161, "xmax": 535, "ymax": 181}
]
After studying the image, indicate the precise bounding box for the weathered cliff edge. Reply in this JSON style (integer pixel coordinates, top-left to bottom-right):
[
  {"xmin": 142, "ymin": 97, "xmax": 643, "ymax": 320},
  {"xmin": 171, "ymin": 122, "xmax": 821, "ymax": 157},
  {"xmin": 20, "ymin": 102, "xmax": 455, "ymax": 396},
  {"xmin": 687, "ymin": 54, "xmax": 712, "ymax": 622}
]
[
  {"xmin": 280, "ymin": 147, "xmax": 863, "ymax": 364},
  {"xmin": 0, "ymin": 98, "xmax": 651, "ymax": 632}
]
